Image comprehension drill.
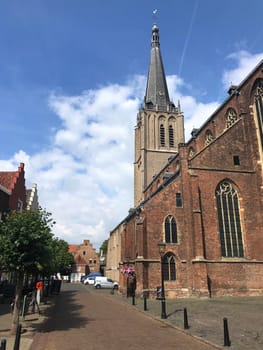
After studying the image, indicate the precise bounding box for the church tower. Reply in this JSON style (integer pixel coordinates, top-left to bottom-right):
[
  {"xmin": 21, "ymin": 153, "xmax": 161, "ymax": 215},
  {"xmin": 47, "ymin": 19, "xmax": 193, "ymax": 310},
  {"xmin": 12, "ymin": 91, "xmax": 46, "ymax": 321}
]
[{"xmin": 134, "ymin": 23, "xmax": 185, "ymax": 206}]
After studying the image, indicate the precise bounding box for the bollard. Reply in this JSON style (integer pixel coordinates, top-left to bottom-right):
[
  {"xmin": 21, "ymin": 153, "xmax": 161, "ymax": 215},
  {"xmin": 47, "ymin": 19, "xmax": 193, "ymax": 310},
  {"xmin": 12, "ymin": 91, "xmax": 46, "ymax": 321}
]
[
  {"xmin": 13, "ymin": 324, "xmax": 22, "ymax": 350},
  {"xmin": 223, "ymin": 317, "xmax": 231, "ymax": 347},
  {"xmin": 184, "ymin": 308, "xmax": 189, "ymax": 329},
  {"xmin": 0, "ymin": 339, "xmax": 6, "ymax": 350},
  {"xmin": 132, "ymin": 295, "xmax": 135, "ymax": 305},
  {"xmin": 143, "ymin": 295, "xmax": 148, "ymax": 311}
]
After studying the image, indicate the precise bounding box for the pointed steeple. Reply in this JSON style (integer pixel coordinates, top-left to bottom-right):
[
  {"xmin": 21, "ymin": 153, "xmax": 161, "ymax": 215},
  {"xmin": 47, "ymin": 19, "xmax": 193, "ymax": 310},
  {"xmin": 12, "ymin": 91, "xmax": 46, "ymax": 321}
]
[{"xmin": 144, "ymin": 23, "xmax": 174, "ymax": 112}]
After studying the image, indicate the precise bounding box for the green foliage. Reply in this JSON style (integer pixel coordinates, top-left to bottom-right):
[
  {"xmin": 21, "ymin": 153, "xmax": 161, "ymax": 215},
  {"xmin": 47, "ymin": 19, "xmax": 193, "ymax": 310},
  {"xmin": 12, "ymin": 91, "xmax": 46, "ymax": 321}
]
[
  {"xmin": 0, "ymin": 208, "xmax": 54, "ymax": 274},
  {"xmin": 47, "ymin": 238, "xmax": 74, "ymax": 275},
  {"xmin": 99, "ymin": 239, "xmax": 108, "ymax": 255}
]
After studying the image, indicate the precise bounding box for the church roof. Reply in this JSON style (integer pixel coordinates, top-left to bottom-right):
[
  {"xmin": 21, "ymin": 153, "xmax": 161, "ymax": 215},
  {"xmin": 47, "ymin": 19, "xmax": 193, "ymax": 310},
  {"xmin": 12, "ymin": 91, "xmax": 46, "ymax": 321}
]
[{"xmin": 144, "ymin": 23, "xmax": 173, "ymax": 111}]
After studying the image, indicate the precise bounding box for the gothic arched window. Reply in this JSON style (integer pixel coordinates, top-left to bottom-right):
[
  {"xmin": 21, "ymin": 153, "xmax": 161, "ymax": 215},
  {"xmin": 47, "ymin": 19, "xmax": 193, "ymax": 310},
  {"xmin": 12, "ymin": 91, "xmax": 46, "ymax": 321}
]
[
  {"xmin": 216, "ymin": 181, "xmax": 244, "ymax": 257},
  {"xmin": 226, "ymin": 108, "xmax": 238, "ymax": 128},
  {"xmin": 165, "ymin": 215, "xmax": 177, "ymax": 243},
  {"xmin": 160, "ymin": 124, "xmax": 165, "ymax": 146},
  {"xmin": 169, "ymin": 125, "xmax": 174, "ymax": 147},
  {"xmin": 254, "ymin": 80, "xmax": 263, "ymax": 151},
  {"xmin": 163, "ymin": 253, "xmax": 176, "ymax": 281}
]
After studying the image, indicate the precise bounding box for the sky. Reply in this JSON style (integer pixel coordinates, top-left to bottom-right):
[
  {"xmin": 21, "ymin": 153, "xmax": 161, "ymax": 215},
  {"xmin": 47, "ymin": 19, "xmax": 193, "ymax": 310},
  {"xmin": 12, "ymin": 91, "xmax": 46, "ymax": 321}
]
[{"xmin": 1, "ymin": 0, "xmax": 263, "ymax": 250}]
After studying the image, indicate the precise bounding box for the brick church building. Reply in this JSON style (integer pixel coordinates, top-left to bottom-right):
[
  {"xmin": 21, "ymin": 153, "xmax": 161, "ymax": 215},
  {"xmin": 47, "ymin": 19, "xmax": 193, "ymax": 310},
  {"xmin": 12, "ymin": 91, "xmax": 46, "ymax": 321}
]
[{"xmin": 107, "ymin": 22, "xmax": 263, "ymax": 298}]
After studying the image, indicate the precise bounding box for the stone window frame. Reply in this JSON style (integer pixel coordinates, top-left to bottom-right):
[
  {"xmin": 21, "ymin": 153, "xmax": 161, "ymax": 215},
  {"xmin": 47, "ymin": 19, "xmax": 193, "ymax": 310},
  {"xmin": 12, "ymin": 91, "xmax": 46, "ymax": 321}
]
[
  {"xmin": 205, "ymin": 129, "xmax": 214, "ymax": 146},
  {"xmin": 188, "ymin": 147, "xmax": 195, "ymax": 158},
  {"xmin": 226, "ymin": 108, "xmax": 238, "ymax": 129},
  {"xmin": 164, "ymin": 215, "xmax": 178, "ymax": 243},
  {"xmin": 163, "ymin": 252, "xmax": 176, "ymax": 281},
  {"xmin": 254, "ymin": 79, "xmax": 263, "ymax": 151},
  {"xmin": 168, "ymin": 116, "xmax": 176, "ymax": 148},
  {"xmin": 215, "ymin": 181, "xmax": 244, "ymax": 258}
]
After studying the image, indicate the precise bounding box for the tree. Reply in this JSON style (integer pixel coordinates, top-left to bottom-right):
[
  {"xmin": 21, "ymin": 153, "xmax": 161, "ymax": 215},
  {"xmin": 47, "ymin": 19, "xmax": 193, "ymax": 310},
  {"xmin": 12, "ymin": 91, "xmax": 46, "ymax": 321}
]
[
  {"xmin": 0, "ymin": 208, "xmax": 54, "ymax": 334},
  {"xmin": 99, "ymin": 239, "xmax": 108, "ymax": 256},
  {"xmin": 47, "ymin": 238, "xmax": 74, "ymax": 276}
]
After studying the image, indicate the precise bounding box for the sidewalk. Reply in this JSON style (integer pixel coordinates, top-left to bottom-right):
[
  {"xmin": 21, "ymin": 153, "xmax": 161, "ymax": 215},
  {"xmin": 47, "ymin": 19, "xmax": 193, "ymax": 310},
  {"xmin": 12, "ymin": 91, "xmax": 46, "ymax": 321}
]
[
  {"xmin": 0, "ymin": 295, "xmax": 56, "ymax": 350},
  {"xmin": 107, "ymin": 288, "xmax": 263, "ymax": 350},
  {"xmin": 0, "ymin": 284, "xmax": 263, "ymax": 349}
]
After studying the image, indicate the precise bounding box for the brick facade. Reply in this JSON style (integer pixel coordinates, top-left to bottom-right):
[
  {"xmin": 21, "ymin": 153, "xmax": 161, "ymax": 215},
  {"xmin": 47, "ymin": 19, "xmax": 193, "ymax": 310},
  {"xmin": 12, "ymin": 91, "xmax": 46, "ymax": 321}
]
[
  {"xmin": 69, "ymin": 239, "xmax": 100, "ymax": 282},
  {"xmin": 108, "ymin": 59, "xmax": 263, "ymax": 299},
  {"xmin": 0, "ymin": 163, "xmax": 27, "ymax": 214}
]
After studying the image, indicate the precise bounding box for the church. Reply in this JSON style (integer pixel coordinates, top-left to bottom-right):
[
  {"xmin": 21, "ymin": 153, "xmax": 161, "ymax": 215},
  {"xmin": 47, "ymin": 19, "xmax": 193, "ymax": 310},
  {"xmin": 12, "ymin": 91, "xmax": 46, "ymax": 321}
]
[{"xmin": 106, "ymin": 22, "xmax": 263, "ymax": 298}]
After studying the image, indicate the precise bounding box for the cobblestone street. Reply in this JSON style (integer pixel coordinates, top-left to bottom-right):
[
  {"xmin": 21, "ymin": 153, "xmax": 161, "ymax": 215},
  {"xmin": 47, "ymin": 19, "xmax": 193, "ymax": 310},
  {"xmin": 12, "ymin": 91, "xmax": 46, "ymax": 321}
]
[{"xmin": 1, "ymin": 282, "xmax": 263, "ymax": 349}]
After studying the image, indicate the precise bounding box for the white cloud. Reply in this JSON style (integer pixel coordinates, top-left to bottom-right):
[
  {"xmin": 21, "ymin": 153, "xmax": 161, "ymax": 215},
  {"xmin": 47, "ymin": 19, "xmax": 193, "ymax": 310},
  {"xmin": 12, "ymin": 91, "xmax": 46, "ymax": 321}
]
[
  {"xmin": 1, "ymin": 52, "xmax": 262, "ymax": 249},
  {"xmin": 222, "ymin": 50, "xmax": 263, "ymax": 90},
  {"xmin": 167, "ymin": 75, "xmax": 220, "ymax": 141}
]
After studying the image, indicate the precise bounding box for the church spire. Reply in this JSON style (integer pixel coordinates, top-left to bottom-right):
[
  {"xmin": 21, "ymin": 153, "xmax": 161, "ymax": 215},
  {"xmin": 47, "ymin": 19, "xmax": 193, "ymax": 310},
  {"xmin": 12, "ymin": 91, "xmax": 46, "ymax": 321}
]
[{"xmin": 144, "ymin": 22, "xmax": 174, "ymax": 112}]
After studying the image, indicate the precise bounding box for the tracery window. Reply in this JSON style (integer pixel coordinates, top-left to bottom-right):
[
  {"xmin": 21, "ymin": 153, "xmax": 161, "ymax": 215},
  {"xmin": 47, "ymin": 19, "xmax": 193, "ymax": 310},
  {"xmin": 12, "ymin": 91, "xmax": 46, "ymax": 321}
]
[
  {"xmin": 216, "ymin": 181, "xmax": 244, "ymax": 257},
  {"xmin": 160, "ymin": 124, "xmax": 165, "ymax": 146},
  {"xmin": 165, "ymin": 215, "xmax": 177, "ymax": 243},
  {"xmin": 226, "ymin": 108, "xmax": 238, "ymax": 128},
  {"xmin": 189, "ymin": 147, "xmax": 195, "ymax": 158},
  {"xmin": 205, "ymin": 130, "xmax": 214, "ymax": 146},
  {"xmin": 254, "ymin": 80, "xmax": 263, "ymax": 151},
  {"xmin": 163, "ymin": 253, "xmax": 176, "ymax": 281}
]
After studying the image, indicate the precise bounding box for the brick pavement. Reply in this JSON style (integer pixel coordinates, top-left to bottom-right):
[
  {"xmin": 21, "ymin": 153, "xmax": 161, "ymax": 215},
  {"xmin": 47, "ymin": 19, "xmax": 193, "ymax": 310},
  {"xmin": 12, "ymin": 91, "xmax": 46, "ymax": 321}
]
[{"xmin": 0, "ymin": 282, "xmax": 262, "ymax": 349}]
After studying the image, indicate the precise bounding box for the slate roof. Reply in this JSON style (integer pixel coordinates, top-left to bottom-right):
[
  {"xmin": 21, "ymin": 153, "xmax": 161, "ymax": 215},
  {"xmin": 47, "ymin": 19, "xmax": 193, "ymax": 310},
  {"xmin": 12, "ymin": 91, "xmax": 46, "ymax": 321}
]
[{"xmin": 144, "ymin": 23, "xmax": 172, "ymax": 110}]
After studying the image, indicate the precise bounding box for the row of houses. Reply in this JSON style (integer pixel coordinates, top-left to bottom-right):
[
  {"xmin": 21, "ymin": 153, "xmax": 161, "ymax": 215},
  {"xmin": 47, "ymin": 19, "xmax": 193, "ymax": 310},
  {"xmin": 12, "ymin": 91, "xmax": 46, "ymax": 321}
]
[
  {"xmin": 0, "ymin": 163, "xmax": 102, "ymax": 283},
  {"xmin": 105, "ymin": 22, "xmax": 263, "ymax": 298}
]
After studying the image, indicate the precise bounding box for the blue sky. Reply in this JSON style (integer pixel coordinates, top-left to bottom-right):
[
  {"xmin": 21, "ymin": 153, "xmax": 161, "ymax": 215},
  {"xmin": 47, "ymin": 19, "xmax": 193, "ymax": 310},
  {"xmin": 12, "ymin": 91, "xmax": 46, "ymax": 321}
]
[{"xmin": 1, "ymin": 0, "xmax": 263, "ymax": 249}]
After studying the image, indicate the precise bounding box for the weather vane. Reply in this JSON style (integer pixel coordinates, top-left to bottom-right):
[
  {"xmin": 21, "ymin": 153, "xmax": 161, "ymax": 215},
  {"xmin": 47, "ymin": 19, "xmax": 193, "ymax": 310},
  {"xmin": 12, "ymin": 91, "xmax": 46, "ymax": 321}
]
[{"xmin": 153, "ymin": 9, "xmax": 158, "ymax": 23}]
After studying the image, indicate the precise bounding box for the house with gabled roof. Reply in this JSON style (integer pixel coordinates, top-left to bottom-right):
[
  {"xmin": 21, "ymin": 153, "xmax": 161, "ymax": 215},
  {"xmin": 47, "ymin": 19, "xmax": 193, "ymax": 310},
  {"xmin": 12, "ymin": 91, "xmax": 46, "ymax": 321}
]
[
  {"xmin": 68, "ymin": 240, "xmax": 100, "ymax": 282},
  {"xmin": 0, "ymin": 162, "xmax": 27, "ymax": 215}
]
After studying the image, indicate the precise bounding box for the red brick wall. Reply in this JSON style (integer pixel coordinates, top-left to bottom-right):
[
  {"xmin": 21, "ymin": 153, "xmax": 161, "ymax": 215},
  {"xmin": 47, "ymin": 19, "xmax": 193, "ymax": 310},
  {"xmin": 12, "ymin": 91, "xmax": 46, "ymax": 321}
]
[{"xmin": 118, "ymin": 62, "xmax": 263, "ymax": 298}]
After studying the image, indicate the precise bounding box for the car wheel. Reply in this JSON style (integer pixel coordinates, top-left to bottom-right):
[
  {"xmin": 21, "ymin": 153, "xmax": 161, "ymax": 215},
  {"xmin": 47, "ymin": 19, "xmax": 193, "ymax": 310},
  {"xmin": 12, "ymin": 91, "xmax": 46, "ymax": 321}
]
[{"xmin": 95, "ymin": 285, "xmax": 101, "ymax": 289}]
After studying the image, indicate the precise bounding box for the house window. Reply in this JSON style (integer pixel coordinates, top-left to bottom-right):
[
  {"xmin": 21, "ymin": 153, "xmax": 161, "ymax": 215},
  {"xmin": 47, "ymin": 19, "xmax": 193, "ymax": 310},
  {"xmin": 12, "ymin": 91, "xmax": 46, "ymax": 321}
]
[
  {"xmin": 165, "ymin": 215, "xmax": 177, "ymax": 243},
  {"xmin": 160, "ymin": 124, "xmax": 165, "ymax": 146},
  {"xmin": 17, "ymin": 200, "xmax": 23, "ymax": 213},
  {"xmin": 226, "ymin": 108, "xmax": 238, "ymax": 128},
  {"xmin": 216, "ymin": 181, "xmax": 244, "ymax": 257},
  {"xmin": 169, "ymin": 125, "xmax": 174, "ymax": 147},
  {"xmin": 176, "ymin": 193, "xmax": 183, "ymax": 207},
  {"xmin": 233, "ymin": 155, "xmax": 240, "ymax": 166},
  {"xmin": 163, "ymin": 253, "xmax": 176, "ymax": 281}
]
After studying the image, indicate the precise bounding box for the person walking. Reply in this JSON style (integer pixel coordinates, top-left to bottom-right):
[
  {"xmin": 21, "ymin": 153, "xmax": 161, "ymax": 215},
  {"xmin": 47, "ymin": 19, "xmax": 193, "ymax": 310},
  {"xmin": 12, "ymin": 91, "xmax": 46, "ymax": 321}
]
[{"xmin": 35, "ymin": 280, "xmax": 43, "ymax": 306}]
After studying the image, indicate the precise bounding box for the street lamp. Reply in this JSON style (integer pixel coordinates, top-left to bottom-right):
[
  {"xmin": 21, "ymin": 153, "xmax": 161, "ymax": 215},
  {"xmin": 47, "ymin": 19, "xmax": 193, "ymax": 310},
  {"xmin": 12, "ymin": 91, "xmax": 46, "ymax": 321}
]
[{"xmin": 158, "ymin": 241, "xmax": 167, "ymax": 319}]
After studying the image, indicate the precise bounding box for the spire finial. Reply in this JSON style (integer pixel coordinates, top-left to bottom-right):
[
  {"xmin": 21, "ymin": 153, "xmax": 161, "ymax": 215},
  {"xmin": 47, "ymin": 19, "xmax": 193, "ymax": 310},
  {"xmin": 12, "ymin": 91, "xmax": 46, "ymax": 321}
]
[{"xmin": 153, "ymin": 9, "xmax": 158, "ymax": 24}]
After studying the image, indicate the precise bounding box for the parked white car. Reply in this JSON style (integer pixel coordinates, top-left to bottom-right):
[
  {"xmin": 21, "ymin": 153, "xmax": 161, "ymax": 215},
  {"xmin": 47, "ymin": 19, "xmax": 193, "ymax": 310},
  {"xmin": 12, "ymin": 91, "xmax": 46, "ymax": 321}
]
[
  {"xmin": 83, "ymin": 277, "xmax": 95, "ymax": 285},
  {"xmin": 94, "ymin": 277, "xmax": 118, "ymax": 289}
]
